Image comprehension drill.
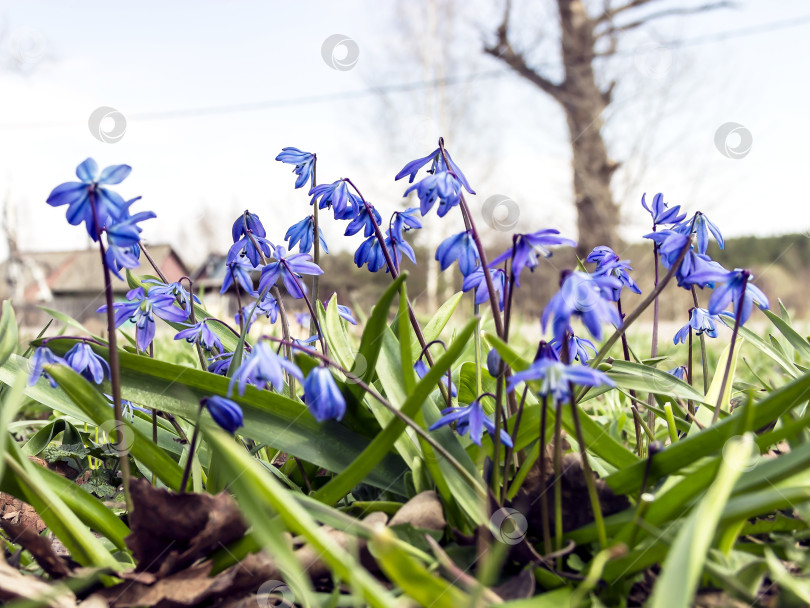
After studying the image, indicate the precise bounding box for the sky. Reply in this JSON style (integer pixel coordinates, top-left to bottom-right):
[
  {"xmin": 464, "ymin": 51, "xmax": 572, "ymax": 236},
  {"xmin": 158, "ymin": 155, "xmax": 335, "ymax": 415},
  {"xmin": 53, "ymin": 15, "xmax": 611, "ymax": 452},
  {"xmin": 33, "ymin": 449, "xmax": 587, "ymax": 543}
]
[{"xmin": 0, "ymin": 0, "xmax": 808, "ymax": 267}]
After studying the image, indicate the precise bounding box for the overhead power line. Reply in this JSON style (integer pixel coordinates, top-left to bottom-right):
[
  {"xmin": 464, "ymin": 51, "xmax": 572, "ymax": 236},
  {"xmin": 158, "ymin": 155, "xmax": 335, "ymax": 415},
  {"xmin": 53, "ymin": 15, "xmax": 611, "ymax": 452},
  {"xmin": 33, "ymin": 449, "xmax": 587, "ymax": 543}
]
[{"xmin": 2, "ymin": 12, "xmax": 810, "ymax": 131}]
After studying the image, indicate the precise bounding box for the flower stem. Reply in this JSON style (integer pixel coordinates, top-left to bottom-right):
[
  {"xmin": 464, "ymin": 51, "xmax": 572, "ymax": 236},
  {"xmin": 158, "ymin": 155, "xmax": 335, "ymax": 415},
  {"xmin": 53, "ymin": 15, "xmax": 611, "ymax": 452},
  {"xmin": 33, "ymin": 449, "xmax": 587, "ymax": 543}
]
[
  {"xmin": 271, "ymin": 286, "xmax": 296, "ymax": 397},
  {"xmin": 538, "ymin": 393, "xmax": 552, "ymax": 556},
  {"xmin": 180, "ymin": 276, "xmax": 207, "ymax": 370},
  {"xmin": 282, "ymin": 263, "xmax": 327, "ymax": 356},
  {"xmin": 617, "ymin": 298, "xmax": 643, "ymax": 456},
  {"xmin": 90, "ymin": 190, "xmax": 133, "ymax": 512},
  {"xmin": 691, "ymin": 287, "xmax": 709, "ymax": 395},
  {"xmin": 179, "ymin": 402, "xmax": 204, "ymax": 493},
  {"xmin": 712, "ymin": 273, "xmax": 748, "ymax": 424}
]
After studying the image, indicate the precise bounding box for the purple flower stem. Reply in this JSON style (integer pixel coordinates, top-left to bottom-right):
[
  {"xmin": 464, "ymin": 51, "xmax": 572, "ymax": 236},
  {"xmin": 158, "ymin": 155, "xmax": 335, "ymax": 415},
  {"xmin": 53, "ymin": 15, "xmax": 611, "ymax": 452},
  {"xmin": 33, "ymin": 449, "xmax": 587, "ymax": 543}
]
[
  {"xmin": 617, "ymin": 298, "xmax": 643, "ymax": 456},
  {"xmin": 179, "ymin": 401, "xmax": 204, "ymax": 494},
  {"xmin": 691, "ymin": 287, "xmax": 710, "ymax": 394},
  {"xmin": 89, "ymin": 189, "xmax": 133, "ymax": 511},
  {"xmin": 711, "ymin": 272, "xmax": 748, "ymax": 424},
  {"xmin": 281, "ymin": 261, "xmax": 327, "ymax": 356}
]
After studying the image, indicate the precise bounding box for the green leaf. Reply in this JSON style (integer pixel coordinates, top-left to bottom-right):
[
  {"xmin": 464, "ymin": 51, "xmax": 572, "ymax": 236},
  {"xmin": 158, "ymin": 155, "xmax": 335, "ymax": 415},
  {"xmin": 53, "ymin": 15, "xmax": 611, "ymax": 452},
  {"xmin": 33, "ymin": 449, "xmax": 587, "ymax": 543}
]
[
  {"xmin": 409, "ymin": 291, "xmax": 463, "ymax": 355},
  {"xmin": 0, "ymin": 300, "xmax": 18, "ymax": 367},
  {"xmin": 764, "ymin": 309, "xmax": 810, "ymax": 362},
  {"xmin": 37, "ymin": 306, "xmax": 106, "ymax": 343},
  {"xmin": 205, "ymin": 427, "xmax": 396, "ymax": 608},
  {"xmin": 45, "ymin": 364, "xmax": 185, "ymax": 490},
  {"xmin": 606, "ymin": 360, "xmax": 707, "ymax": 404},
  {"xmin": 647, "ymin": 435, "xmax": 751, "ymax": 608}
]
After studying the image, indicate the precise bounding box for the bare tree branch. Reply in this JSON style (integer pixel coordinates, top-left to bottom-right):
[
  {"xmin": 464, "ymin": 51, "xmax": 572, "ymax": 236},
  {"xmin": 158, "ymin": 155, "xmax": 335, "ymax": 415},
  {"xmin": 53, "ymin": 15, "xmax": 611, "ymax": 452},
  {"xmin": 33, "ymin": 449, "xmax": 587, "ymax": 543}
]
[{"xmin": 597, "ymin": 2, "xmax": 735, "ymax": 37}]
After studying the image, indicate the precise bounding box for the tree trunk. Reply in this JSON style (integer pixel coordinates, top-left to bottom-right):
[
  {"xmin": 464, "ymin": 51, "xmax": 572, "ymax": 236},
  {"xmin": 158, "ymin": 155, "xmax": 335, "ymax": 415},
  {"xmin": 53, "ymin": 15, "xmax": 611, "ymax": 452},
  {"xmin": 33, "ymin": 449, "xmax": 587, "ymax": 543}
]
[{"xmin": 558, "ymin": 0, "xmax": 620, "ymax": 258}]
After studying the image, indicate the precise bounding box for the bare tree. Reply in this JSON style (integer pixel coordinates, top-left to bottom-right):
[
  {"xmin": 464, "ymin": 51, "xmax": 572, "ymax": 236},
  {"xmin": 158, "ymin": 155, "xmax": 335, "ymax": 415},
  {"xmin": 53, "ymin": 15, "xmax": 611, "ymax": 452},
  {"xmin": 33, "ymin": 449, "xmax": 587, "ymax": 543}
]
[{"xmin": 484, "ymin": 0, "xmax": 730, "ymax": 256}]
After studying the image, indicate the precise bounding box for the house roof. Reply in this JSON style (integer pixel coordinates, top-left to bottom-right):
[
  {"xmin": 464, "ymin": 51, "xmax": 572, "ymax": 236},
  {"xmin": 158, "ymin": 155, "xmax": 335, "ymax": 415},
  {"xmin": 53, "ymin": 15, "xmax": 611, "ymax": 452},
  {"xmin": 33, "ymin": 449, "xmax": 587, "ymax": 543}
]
[{"xmin": 0, "ymin": 244, "xmax": 188, "ymax": 302}]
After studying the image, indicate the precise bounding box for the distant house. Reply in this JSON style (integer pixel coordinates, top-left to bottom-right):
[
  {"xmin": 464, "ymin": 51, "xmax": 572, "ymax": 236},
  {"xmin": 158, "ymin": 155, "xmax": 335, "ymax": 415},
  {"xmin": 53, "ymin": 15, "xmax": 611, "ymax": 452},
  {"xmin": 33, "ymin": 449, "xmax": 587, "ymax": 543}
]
[{"xmin": 0, "ymin": 245, "xmax": 188, "ymax": 333}]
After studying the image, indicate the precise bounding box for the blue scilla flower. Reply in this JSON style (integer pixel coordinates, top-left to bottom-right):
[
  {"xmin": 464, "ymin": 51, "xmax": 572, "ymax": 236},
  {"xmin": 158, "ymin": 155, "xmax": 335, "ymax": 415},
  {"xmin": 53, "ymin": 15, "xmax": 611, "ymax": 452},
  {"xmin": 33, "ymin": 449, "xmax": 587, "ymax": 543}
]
[
  {"xmin": 286, "ymin": 216, "xmax": 328, "ymax": 255},
  {"xmin": 550, "ymin": 334, "xmax": 597, "ymax": 365},
  {"xmin": 675, "ymin": 252, "xmax": 728, "ymax": 289},
  {"xmin": 309, "ymin": 180, "xmax": 359, "ymax": 220},
  {"xmin": 46, "ymin": 158, "xmax": 131, "ymax": 240},
  {"xmin": 414, "ymin": 359, "xmax": 458, "ymax": 397},
  {"xmin": 258, "ymin": 245, "xmax": 323, "ymax": 299},
  {"xmin": 675, "ymin": 212, "xmax": 724, "ymax": 255},
  {"xmin": 490, "ymin": 230, "xmax": 576, "ymax": 286},
  {"xmin": 202, "ymin": 395, "xmax": 244, "ymax": 434},
  {"xmin": 228, "ymin": 211, "xmax": 274, "ymax": 268},
  {"xmin": 345, "ymin": 205, "xmax": 382, "ymax": 238},
  {"xmin": 542, "ymin": 272, "xmax": 622, "ymax": 343},
  {"xmin": 208, "ymin": 352, "xmax": 234, "ymax": 376},
  {"xmin": 236, "ymin": 293, "xmax": 279, "ymax": 330},
  {"xmin": 386, "ymin": 229, "xmax": 416, "ymax": 270},
  {"xmin": 641, "ymin": 192, "xmax": 686, "ymax": 227},
  {"xmin": 404, "ymin": 171, "xmax": 463, "ymax": 217},
  {"xmin": 436, "ymin": 230, "xmax": 479, "ymax": 276},
  {"xmin": 644, "ymin": 229, "xmax": 692, "ymax": 268},
  {"xmin": 221, "ymin": 257, "xmax": 257, "ymax": 295},
  {"xmin": 103, "ymin": 393, "xmax": 148, "ymax": 421},
  {"xmin": 98, "ymin": 287, "xmax": 189, "ymax": 352},
  {"xmin": 144, "ymin": 280, "xmax": 200, "ymax": 316},
  {"xmin": 29, "ymin": 347, "xmax": 67, "ymax": 388},
  {"xmin": 462, "ymin": 267, "xmax": 507, "ymax": 310},
  {"xmin": 326, "ymin": 294, "xmax": 358, "ymax": 325},
  {"xmin": 390, "ymin": 207, "xmax": 422, "ymax": 240},
  {"xmin": 275, "ymin": 147, "xmax": 315, "ymax": 189},
  {"xmin": 395, "ymin": 146, "xmax": 475, "ymax": 195},
  {"xmin": 586, "ymin": 246, "xmax": 620, "ymax": 270},
  {"xmin": 690, "ymin": 268, "xmax": 769, "ymax": 325},
  {"xmin": 228, "ymin": 341, "xmax": 303, "ymax": 396},
  {"xmin": 294, "ymin": 312, "xmax": 310, "ymax": 328},
  {"xmin": 293, "ymin": 335, "xmax": 319, "ymax": 348},
  {"xmin": 667, "ymin": 366, "xmax": 688, "ymax": 381},
  {"xmin": 103, "ymin": 196, "xmax": 155, "ymax": 279},
  {"xmin": 303, "ymin": 366, "xmax": 347, "ymax": 422},
  {"xmin": 673, "ymin": 308, "xmax": 720, "ymax": 344},
  {"xmin": 586, "ymin": 248, "xmax": 641, "ymax": 302},
  {"xmin": 354, "ymin": 235, "xmax": 387, "ymax": 272},
  {"xmin": 429, "ymin": 398, "xmax": 512, "ymax": 448},
  {"xmin": 507, "ymin": 358, "xmax": 615, "ymax": 403},
  {"xmin": 175, "ymin": 320, "xmax": 223, "ymax": 353},
  {"xmin": 64, "ymin": 342, "xmax": 110, "ymax": 384}
]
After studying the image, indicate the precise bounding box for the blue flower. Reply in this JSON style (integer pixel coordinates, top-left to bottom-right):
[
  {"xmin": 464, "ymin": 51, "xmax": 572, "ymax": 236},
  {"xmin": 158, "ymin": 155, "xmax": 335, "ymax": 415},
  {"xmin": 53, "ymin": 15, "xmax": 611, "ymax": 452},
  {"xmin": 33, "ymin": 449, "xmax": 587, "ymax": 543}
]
[
  {"xmin": 691, "ymin": 268, "xmax": 769, "ymax": 325},
  {"xmin": 175, "ymin": 320, "xmax": 223, "ymax": 353},
  {"xmin": 354, "ymin": 235, "xmax": 387, "ymax": 272},
  {"xmin": 46, "ymin": 158, "xmax": 131, "ymax": 240},
  {"xmin": 103, "ymin": 393, "xmax": 148, "ymax": 421},
  {"xmin": 275, "ymin": 147, "xmax": 315, "ymax": 189},
  {"xmin": 462, "ymin": 267, "xmax": 507, "ymax": 310},
  {"xmin": 550, "ymin": 335, "xmax": 596, "ymax": 365},
  {"xmin": 390, "ymin": 208, "xmax": 422, "ymax": 240},
  {"xmin": 65, "ymin": 343, "xmax": 110, "ymax": 384},
  {"xmin": 309, "ymin": 180, "xmax": 359, "ymax": 220},
  {"xmin": 294, "ymin": 312, "xmax": 310, "ymax": 328},
  {"xmin": 673, "ymin": 308, "xmax": 720, "ymax": 344},
  {"xmin": 394, "ymin": 147, "xmax": 475, "ymax": 195},
  {"xmin": 490, "ymin": 230, "xmax": 576, "ymax": 286},
  {"xmin": 202, "ymin": 396, "xmax": 244, "ymax": 434},
  {"xmin": 436, "ymin": 230, "xmax": 479, "ymax": 276},
  {"xmin": 429, "ymin": 398, "xmax": 512, "ymax": 447},
  {"xmin": 228, "ymin": 211, "xmax": 274, "ymax": 268},
  {"xmin": 236, "ymin": 292, "xmax": 280, "ymax": 331},
  {"xmin": 586, "ymin": 247, "xmax": 641, "ymax": 301},
  {"xmin": 98, "ymin": 287, "xmax": 189, "ymax": 352},
  {"xmin": 285, "ymin": 216, "xmax": 328, "ymax": 254},
  {"xmin": 507, "ymin": 358, "xmax": 615, "ymax": 403},
  {"xmin": 221, "ymin": 257, "xmax": 256, "ymax": 295},
  {"xmin": 29, "ymin": 347, "xmax": 67, "ymax": 388},
  {"xmin": 641, "ymin": 192, "xmax": 686, "ymax": 227},
  {"xmin": 667, "ymin": 366, "xmax": 688, "ymax": 381},
  {"xmin": 228, "ymin": 341, "xmax": 303, "ymax": 396},
  {"xmin": 404, "ymin": 171, "xmax": 463, "ymax": 217},
  {"xmin": 144, "ymin": 280, "xmax": 200, "ymax": 316},
  {"xmin": 386, "ymin": 229, "xmax": 416, "ymax": 270},
  {"xmin": 208, "ymin": 352, "xmax": 234, "ymax": 376},
  {"xmin": 258, "ymin": 245, "xmax": 323, "ymax": 299},
  {"xmin": 345, "ymin": 205, "xmax": 382, "ymax": 237},
  {"xmin": 303, "ymin": 366, "xmax": 346, "ymax": 422},
  {"xmin": 103, "ymin": 197, "xmax": 155, "ymax": 279},
  {"xmin": 541, "ymin": 272, "xmax": 622, "ymax": 342},
  {"xmin": 326, "ymin": 294, "xmax": 358, "ymax": 325},
  {"xmin": 675, "ymin": 212, "xmax": 724, "ymax": 255},
  {"xmin": 414, "ymin": 359, "xmax": 458, "ymax": 397}
]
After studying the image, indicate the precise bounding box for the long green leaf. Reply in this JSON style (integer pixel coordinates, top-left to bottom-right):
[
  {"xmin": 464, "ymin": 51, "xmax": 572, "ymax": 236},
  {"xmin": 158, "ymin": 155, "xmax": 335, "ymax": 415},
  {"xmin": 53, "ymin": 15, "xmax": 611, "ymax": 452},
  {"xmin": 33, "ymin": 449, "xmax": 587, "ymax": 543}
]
[{"xmin": 0, "ymin": 300, "xmax": 18, "ymax": 366}]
